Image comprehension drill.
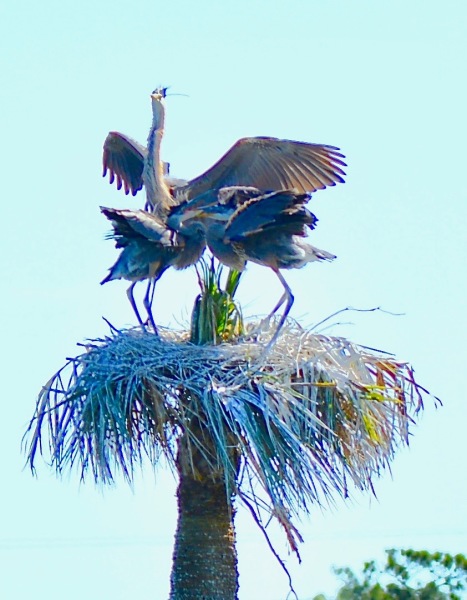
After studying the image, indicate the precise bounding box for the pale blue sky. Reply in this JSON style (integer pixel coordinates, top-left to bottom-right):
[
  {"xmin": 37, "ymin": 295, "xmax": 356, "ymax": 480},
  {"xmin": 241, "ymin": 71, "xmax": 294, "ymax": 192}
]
[{"xmin": 1, "ymin": 1, "xmax": 466, "ymax": 599}]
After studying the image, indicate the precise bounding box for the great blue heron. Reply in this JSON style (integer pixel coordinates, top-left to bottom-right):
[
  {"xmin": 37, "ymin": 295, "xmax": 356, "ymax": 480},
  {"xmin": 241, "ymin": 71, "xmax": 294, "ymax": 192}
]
[
  {"xmin": 166, "ymin": 186, "xmax": 265, "ymax": 231},
  {"xmin": 100, "ymin": 207, "xmax": 205, "ymax": 331},
  {"xmin": 103, "ymin": 88, "xmax": 184, "ymax": 218},
  {"xmin": 103, "ymin": 89, "xmax": 347, "ymax": 217},
  {"xmin": 177, "ymin": 188, "xmax": 336, "ymax": 345}
]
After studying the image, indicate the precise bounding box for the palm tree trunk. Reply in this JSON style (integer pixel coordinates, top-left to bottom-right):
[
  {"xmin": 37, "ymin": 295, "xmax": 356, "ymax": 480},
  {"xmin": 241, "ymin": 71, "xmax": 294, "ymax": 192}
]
[{"xmin": 169, "ymin": 429, "xmax": 239, "ymax": 600}]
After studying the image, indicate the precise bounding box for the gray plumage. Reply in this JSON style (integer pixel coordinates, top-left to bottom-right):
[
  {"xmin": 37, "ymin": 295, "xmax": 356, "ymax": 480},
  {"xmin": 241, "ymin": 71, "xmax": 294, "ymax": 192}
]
[
  {"xmin": 103, "ymin": 90, "xmax": 346, "ymax": 216},
  {"xmin": 177, "ymin": 188, "xmax": 336, "ymax": 345},
  {"xmin": 101, "ymin": 207, "xmax": 205, "ymax": 331}
]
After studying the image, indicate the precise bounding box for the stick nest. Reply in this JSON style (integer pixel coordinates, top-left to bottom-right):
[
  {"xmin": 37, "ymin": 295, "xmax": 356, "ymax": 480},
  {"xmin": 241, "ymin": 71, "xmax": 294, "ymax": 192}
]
[{"xmin": 24, "ymin": 320, "xmax": 438, "ymax": 551}]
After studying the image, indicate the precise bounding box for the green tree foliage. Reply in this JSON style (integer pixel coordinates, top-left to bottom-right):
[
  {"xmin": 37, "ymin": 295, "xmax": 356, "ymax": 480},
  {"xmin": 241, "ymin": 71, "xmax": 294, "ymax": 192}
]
[{"xmin": 316, "ymin": 549, "xmax": 467, "ymax": 600}]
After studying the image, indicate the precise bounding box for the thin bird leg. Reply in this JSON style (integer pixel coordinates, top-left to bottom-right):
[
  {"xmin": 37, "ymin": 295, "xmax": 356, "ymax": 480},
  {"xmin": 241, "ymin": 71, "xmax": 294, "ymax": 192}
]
[
  {"xmin": 266, "ymin": 292, "xmax": 287, "ymax": 320},
  {"xmin": 254, "ymin": 290, "xmax": 287, "ymax": 337},
  {"xmin": 127, "ymin": 283, "xmax": 145, "ymax": 328},
  {"xmin": 148, "ymin": 276, "xmax": 158, "ymax": 307},
  {"xmin": 195, "ymin": 262, "xmax": 203, "ymax": 289},
  {"xmin": 266, "ymin": 269, "xmax": 294, "ymax": 348},
  {"xmin": 251, "ymin": 281, "xmax": 288, "ymax": 340},
  {"xmin": 143, "ymin": 279, "xmax": 159, "ymax": 333}
]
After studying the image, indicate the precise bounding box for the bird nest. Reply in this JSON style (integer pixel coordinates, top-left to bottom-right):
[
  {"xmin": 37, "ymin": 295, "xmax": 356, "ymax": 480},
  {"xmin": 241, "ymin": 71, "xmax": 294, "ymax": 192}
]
[{"xmin": 25, "ymin": 320, "xmax": 437, "ymax": 545}]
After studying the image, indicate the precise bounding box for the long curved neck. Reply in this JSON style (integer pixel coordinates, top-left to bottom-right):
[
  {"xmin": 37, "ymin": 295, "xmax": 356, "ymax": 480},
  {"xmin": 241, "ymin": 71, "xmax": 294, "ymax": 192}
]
[{"xmin": 143, "ymin": 98, "xmax": 175, "ymax": 217}]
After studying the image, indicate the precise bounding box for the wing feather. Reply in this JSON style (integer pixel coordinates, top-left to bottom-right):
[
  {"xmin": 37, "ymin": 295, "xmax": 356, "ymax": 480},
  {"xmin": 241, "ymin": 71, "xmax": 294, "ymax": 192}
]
[
  {"xmin": 224, "ymin": 191, "xmax": 313, "ymax": 240},
  {"xmin": 175, "ymin": 137, "xmax": 346, "ymax": 200},
  {"xmin": 102, "ymin": 132, "xmax": 146, "ymax": 196},
  {"xmin": 100, "ymin": 207, "xmax": 173, "ymax": 244}
]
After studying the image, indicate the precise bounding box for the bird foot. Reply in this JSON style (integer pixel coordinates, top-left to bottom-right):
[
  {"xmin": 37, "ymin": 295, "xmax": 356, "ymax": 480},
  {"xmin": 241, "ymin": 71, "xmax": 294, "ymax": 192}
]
[{"xmin": 141, "ymin": 318, "xmax": 159, "ymax": 335}]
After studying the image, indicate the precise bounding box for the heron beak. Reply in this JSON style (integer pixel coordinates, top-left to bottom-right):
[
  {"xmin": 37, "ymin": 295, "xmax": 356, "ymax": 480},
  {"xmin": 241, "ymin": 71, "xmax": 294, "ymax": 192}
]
[
  {"xmin": 191, "ymin": 206, "xmax": 231, "ymax": 220},
  {"xmin": 175, "ymin": 206, "xmax": 220, "ymax": 224},
  {"xmin": 151, "ymin": 87, "xmax": 168, "ymax": 101},
  {"xmin": 171, "ymin": 194, "xmax": 232, "ymax": 224},
  {"xmin": 177, "ymin": 208, "xmax": 204, "ymax": 221},
  {"xmin": 175, "ymin": 193, "xmax": 219, "ymax": 215}
]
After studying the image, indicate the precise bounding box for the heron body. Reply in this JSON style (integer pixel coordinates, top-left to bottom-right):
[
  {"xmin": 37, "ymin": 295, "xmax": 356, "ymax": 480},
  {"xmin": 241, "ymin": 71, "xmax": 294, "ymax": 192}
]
[
  {"xmin": 199, "ymin": 189, "xmax": 335, "ymax": 270},
  {"xmin": 101, "ymin": 207, "xmax": 205, "ymax": 330},
  {"xmin": 103, "ymin": 90, "xmax": 347, "ymax": 215},
  {"xmin": 102, "ymin": 90, "xmax": 344, "ymax": 340},
  {"xmin": 180, "ymin": 189, "xmax": 336, "ymax": 345},
  {"xmin": 165, "ymin": 185, "xmax": 262, "ymax": 235}
]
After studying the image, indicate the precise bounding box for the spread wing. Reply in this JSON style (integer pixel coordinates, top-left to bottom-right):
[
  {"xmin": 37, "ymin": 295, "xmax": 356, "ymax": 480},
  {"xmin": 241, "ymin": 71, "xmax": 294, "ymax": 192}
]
[
  {"xmin": 100, "ymin": 207, "xmax": 173, "ymax": 245},
  {"xmin": 175, "ymin": 137, "xmax": 346, "ymax": 201},
  {"xmin": 103, "ymin": 132, "xmax": 146, "ymax": 196},
  {"xmin": 224, "ymin": 191, "xmax": 316, "ymax": 241},
  {"xmin": 103, "ymin": 132, "xmax": 173, "ymax": 196}
]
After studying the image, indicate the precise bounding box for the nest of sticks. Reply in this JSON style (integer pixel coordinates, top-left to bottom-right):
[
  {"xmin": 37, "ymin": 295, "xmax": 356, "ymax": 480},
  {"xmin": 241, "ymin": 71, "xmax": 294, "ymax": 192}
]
[{"xmin": 25, "ymin": 319, "xmax": 437, "ymax": 543}]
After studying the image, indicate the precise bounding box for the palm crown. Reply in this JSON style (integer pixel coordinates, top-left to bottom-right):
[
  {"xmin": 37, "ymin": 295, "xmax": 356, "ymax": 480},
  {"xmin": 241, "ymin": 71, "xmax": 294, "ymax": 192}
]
[
  {"xmin": 25, "ymin": 259, "xmax": 435, "ymax": 560},
  {"xmin": 24, "ymin": 91, "xmax": 438, "ymax": 600}
]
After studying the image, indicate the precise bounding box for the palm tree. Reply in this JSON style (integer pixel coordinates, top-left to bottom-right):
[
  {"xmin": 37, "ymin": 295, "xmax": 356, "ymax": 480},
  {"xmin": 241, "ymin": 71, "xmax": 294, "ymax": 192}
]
[{"xmin": 24, "ymin": 260, "xmax": 437, "ymax": 600}]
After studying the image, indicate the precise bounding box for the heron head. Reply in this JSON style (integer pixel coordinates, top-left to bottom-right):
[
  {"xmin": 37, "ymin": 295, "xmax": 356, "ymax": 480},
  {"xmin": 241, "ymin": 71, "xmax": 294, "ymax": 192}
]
[
  {"xmin": 150, "ymin": 87, "xmax": 167, "ymax": 126},
  {"xmin": 167, "ymin": 198, "xmax": 231, "ymax": 232},
  {"xmin": 151, "ymin": 87, "xmax": 168, "ymax": 101},
  {"xmin": 168, "ymin": 190, "xmax": 220, "ymax": 224},
  {"xmin": 185, "ymin": 204, "xmax": 232, "ymax": 222}
]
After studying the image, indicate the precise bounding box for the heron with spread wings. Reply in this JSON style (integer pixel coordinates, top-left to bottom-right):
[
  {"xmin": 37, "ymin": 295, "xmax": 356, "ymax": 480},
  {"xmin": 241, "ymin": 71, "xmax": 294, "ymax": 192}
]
[
  {"xmin": 103, "ymin": 88, "xmax": 347, "ymax": 218},
  {"xmin": 173, "ymin": 188, "xmax": 336, "ymax": 345},
  {"xmin": 100, "ymin": 207, "xmax": 205, "ymax": 332}
]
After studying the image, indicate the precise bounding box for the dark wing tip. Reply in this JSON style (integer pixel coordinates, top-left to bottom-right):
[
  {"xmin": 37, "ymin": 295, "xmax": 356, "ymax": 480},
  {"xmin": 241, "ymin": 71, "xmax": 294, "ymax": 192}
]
[{"xmin": 100, "ymin": 273, "xmax": 112, "ymax": 285}]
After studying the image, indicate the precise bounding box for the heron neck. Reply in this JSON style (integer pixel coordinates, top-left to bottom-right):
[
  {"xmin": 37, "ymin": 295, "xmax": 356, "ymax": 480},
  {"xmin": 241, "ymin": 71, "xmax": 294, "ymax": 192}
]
[
  {"xmin": 146, "ymin": 126, "xmax": 164, "ymax": 175},
  {"xmin": 147, "ymin": 100, "xmax": 165, "ymax": 161},
  {"xmin": 144, "ymin": 122, "xmax": 174, "ymax": 215}
]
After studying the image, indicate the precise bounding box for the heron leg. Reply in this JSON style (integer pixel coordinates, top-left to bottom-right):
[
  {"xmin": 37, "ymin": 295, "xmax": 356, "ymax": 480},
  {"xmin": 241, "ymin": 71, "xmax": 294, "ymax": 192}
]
[
  {"xmin": 127, "ymin": 283, "xmax": 145, "ymax": 328},
  {"xmin": 266, "ymin": 292, "xmax": 287, "ymax": 320},
  {"xmin": 266, "ymin": 269, "xmax": 294, "ymax": 349},
  {"xmin": 253, "ymin": 290, "xmax": 287, "ymax": 338},
  {"xmin": 143, "ymin": 279, "xmax": 159, "ymax": 334},
  {"xmin": 194, "ymin": 262, "xmax": 203, "ymax": 289}
]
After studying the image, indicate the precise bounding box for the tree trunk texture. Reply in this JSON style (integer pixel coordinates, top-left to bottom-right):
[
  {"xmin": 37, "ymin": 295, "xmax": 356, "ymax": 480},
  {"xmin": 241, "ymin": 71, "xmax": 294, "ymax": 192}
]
[{"xmin": 169, "ymin": 430, "xmax": 239, "ymax": 600}]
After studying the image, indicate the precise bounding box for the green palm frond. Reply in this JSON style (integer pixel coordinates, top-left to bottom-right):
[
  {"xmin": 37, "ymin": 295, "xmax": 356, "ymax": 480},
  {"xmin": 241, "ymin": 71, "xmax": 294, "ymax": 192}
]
[
  {"xmin": 190, "ymin": 257, "xmax": 243, "ymax": 345},
  {"xmin": 24, "ymin": 322, "xmax": 437, "ymax": 551}
]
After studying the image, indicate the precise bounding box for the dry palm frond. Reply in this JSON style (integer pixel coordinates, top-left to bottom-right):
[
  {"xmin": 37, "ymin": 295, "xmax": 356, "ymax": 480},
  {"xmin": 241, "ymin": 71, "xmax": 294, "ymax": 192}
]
[{"xmin": 24, "ymin": 320, "xmax": 438, "ymax": 552}]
